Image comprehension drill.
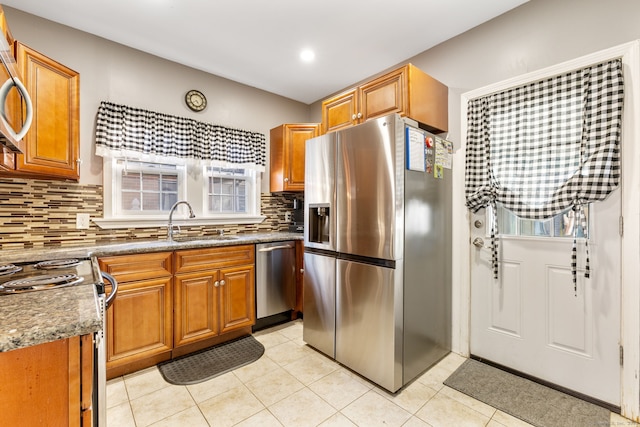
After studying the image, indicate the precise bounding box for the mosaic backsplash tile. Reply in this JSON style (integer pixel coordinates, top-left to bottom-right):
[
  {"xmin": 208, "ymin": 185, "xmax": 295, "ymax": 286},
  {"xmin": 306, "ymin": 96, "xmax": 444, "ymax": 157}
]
[{"xmin": 0, "ymin": 178, "xmax": 301, "ymax": 250}]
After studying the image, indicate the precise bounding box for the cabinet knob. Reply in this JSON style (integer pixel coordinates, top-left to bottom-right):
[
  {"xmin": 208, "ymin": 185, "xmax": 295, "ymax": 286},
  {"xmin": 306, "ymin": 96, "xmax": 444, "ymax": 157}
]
[
  {"xmin": 214, "ymin": 281, "xmax": 219, "ymax": 287},
  {"xmin": 284, "ymin": 178, "xmax": 289, "ymax": 182},
  {"xmin": 352, "ymin": 114, "xmax": 357, "ymax": 120},
  {"xmin": 220, "ymin": 280, "xmax": 226, "ymax": 286},
  {"xmin": 357, "ymin": 113, "xmax": 363, "ymax": 119}
]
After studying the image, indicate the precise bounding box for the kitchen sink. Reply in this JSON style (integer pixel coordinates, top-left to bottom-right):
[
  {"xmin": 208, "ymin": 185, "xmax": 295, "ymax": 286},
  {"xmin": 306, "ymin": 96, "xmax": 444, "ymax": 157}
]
[{"xmin": 171, "ymin": 235, "xmax": 240, "ymax": 243}]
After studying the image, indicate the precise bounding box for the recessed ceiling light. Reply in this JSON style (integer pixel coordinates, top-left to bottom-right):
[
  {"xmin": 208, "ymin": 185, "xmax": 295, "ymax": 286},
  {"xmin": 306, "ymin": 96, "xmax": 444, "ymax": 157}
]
[{"xmin": 300, "ymin": 49, "xmax": 315, "ymax": 63}]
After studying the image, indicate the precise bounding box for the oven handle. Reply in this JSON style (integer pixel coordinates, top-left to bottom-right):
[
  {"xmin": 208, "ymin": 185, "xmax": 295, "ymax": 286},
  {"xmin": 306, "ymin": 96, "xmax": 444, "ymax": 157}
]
[{"xmin": 100, "ymin": 271, "xmax": 118, "ymax": 308}]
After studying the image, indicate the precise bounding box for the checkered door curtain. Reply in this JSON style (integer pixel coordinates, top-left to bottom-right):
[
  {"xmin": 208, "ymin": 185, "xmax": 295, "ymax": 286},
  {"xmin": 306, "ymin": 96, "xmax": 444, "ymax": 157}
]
[
  {"xmin": 94, "ymin": 101, "xmax": 266, "ymax": 171},
  {"xmin": 465, "ymin": 59, "xmax": 624, "ymax": 292}
]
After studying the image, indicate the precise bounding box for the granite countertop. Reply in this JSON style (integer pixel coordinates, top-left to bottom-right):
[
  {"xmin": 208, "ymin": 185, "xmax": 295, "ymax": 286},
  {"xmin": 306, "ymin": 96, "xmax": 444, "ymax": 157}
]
[{"xmin": 0, "ymin": 231, "xmax": 303, "ymax": 352}]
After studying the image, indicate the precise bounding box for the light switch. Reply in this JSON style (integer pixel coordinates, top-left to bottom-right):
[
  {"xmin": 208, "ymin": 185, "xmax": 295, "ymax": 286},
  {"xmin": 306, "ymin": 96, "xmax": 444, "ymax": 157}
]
[{"xmin": 76, "ymin": 213, "xmax": 90, "ymax": 229}]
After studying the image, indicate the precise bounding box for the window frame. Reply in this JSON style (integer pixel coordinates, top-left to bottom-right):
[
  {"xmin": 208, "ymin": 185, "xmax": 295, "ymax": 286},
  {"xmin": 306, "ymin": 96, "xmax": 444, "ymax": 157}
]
[{"xmin": 96, "ymin": 157, "xmax": 265, "ymax": 229}]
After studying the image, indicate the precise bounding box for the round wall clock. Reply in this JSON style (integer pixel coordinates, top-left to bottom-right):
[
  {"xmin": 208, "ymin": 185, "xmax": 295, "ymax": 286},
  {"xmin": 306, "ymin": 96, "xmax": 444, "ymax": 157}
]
[{"xmin": 185, "ymin": 89, "xmax": 207, "ymax": 112}]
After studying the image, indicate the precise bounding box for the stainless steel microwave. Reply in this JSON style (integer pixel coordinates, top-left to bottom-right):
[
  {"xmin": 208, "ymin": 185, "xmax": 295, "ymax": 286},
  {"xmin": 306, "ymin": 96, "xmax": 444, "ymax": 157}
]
[{"xmin": 0, "ymin": 35, "xmax": 32, "ymax": 153}]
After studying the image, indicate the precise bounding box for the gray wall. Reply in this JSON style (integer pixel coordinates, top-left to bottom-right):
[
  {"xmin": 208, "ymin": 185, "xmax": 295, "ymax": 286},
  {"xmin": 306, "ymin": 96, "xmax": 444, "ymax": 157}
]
[
  {"xmin": 4, "ymin": 6, "xmax": 312, "ymax": 190},
  {"xmin": 6, "ymin": 0, "xmax": 640, "ymax": 186},
  {"xmin": 309, "ymin": 0, "xmax": 640, "ymax": 149}
]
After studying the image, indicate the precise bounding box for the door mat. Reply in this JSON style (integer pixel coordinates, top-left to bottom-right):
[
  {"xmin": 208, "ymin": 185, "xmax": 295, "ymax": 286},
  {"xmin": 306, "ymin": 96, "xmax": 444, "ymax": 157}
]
[
  {"xmin": 443, "ymin": 359, "xmax": 611, "ymax": 427},
  {"xmin": 158, "ymin": 335, "xmax": 264, "ymax": 385}
]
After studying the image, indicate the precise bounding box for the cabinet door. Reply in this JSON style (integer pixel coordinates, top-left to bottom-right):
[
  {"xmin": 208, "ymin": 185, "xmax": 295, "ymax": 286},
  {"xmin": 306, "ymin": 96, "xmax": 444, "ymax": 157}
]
[
  {"xmin": 359, "ymin": 67, "xmax": 406, "ymax": 122},
  {"xmin": 174, "ymin": 271, "xmax": 220, "ymax": 347},
  {"xmin": 106, "ymin": 277, "xmax": 173, "ymax": 370},
  {"xmin": 269, "ymin": 123, "xmax": 318, "ymax": 192},
  {"xmin": 321, "ymin": 89, "xmax": 358, "ymax": 134},
  {"xmin": 284, "ymin": 124, "xmax": 318, "ymax": 191},
  {"xmin": 219, "ymin": 264, "xmax": 255, "ymax": 334},
  {"xmin": 15, "ymin": 42, "xmax": 80, "ymax": 180},
  {"xmin": 0, "ymin": 336, "xmax": 85, "ymax": 427}
]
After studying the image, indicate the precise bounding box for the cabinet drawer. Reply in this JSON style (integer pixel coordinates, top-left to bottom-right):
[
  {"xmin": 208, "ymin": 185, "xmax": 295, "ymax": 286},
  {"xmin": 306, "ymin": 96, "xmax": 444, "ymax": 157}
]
[
  {"xmin": 175, "ymin": 245, "xmax": 255, "ymax": 273},
  {"xmin": 98, "ymin": 252, "xmax": 173, "ymax": 282}
]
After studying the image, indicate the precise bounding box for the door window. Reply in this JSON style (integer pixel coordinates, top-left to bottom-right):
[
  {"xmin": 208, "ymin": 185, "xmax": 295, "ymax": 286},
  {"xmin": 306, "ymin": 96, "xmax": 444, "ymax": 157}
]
[{"xmin": 495, "ymin": 204, "xmax": 588, "ymax": 238}]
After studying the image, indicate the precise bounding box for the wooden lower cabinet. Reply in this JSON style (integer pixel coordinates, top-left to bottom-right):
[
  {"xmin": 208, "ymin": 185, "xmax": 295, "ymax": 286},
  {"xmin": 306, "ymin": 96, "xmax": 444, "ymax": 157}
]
[
  {"xmin": 99, "ymin": 246, "xmax": 256, "ymax": 377},
  {"xmin": 174, "ymin": 245, "xmax": 255, "ymax": 353},
  {"xmin": 98, "ymin": 252, "xmax": 174, "ymax": 379},
  {"xmin": 0, "ymin": 334, "xmax": 93, "ymax": 426}
]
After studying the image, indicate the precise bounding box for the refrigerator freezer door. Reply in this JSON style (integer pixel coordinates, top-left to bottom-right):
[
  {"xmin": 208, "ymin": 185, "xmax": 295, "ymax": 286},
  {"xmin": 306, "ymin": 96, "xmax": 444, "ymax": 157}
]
[
  {"xmin": 336, "ymin": 115, "xmax": 403, "ymax": 260},
  {"xmin": 302, "ymin": 252, "xmax": 336, "ymax": 358},
  {"xmin": 304, "ymin": 134, "xmax": 336, "ymax": 251},
  {"xmin": 335, "ymin": 258, "xmax": 403, "ymax": 392}
]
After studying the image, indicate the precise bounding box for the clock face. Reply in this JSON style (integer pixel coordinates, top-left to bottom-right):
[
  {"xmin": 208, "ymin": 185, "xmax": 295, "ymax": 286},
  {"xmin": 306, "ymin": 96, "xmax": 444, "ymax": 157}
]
[{"xmin": 185, "ymin": 90, "xmax": 207, "ymax": 112}]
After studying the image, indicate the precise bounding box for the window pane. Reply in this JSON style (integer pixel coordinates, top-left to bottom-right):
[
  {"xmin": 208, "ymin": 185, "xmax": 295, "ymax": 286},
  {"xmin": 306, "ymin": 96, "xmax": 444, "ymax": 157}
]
[
  {"xmin": 162, "ymin": 175, "xmax": 178, "ymax": 192},
  {"xmin": 495, "ymin": 205, "xmax": 589, "ymax": 238},
  {"xmin": 220, "ymin": 179, "xmax": 234, "ymax": 195},
  {"xmin": 221, "ymin": 196, "xmax": 233, "ymax": 212},
  {"xmin": 236, "ymin": 181, "xmax": 246, "ymax": 196},
  {"xmin": 236, "ymin": 196, "xmax": 246, "ymax": 212},
  {"xmin": 122, "ymin": 172, "xmax": 141, "ymax": 191},
  {"xmin": 143, "ymin": 193, "xmax": 160, "ymax": 210},
  {"xmin": 122, "ymin": 193, "xmax": 141, "ymax": 211},
  {"xmin": 162, "ymin": 193, "xmax": 178, "ymax": 210},
  {"xmin": 142, "ymin": 173, "xmax": 160, "ymax": 191}
]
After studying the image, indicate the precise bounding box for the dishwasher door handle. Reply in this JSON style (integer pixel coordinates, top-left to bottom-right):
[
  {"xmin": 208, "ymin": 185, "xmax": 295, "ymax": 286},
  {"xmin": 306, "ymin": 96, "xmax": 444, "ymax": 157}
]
[{"xmin": 258, "ymin": 244, "xmax": 295, "ymax": 252}]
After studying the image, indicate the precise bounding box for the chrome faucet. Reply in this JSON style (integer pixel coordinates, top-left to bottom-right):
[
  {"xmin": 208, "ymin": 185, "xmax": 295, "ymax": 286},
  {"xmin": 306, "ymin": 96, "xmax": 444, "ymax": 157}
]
[{"xmin": 167, "ymin": 201, "xmax": 195, "ymax": 240}]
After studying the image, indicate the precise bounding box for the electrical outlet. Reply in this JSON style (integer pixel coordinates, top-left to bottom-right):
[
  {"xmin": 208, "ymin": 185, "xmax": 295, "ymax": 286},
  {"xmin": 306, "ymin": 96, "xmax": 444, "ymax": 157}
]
[
  {"xmin": 76, "ymin": 213, "xmax": 90, "ymax": 229},
  {"xmin": 285, "ymin": 212, "xmax": 292, "ymax": 222}
]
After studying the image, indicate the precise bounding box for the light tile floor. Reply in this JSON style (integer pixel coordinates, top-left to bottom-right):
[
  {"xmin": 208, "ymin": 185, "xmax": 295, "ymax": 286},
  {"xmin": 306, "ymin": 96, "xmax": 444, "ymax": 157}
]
[{"xmin": 107, "ymin": 320, "xmax": 635, "ymax": 427}]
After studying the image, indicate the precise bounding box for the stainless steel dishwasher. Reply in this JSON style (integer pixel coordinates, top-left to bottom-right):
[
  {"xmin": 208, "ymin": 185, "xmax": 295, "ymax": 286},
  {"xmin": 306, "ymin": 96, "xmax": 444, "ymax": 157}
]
[{"xmin": 255, "ymin": 241, "xmax": 296, "ymax": 330}]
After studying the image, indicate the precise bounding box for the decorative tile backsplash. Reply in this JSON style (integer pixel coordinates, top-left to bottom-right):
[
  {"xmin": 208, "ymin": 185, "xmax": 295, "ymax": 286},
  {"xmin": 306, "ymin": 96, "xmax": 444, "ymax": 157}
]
[{"xmin": 0, "ymin": 178, "xmax": 301, "ymax": 250}]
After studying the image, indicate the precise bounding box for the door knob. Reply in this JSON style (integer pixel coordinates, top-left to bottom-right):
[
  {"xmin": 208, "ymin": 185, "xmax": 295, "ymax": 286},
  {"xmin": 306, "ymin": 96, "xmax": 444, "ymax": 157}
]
[{"xmin": 472, "ymin": 237, "xmax": 484, "ymax": 248}]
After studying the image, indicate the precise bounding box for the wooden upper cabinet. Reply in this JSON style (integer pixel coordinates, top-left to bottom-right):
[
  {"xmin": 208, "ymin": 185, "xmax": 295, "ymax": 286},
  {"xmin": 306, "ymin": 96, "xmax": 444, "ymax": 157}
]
[
  {"xmin": 13, "ymin": 42, "xmax": 80, "ymax": 180},
  {"xmin": 0, "ymin": 6, "xmax": 13, "ymax": 47},
  {"xmin": 321, "ymin": 90, "xmax": 357, "ymax": 135},
  {"xmin": 321, "ymin": 63, "xmax": 448, "ymax": 134},
  {"xmin": 270, "ymin": 123, "xmax": 319, "ymax": 192}
]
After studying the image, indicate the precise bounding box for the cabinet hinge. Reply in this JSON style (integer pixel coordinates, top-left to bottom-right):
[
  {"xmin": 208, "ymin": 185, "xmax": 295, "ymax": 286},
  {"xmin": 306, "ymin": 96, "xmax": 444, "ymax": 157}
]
[
  {"xmin": 619, "ymin": 216, "xmax": 624, "ymax": 237},
  {"xmin": 620, "ymin": 345, "xmax": 624, "ymax": 366}
]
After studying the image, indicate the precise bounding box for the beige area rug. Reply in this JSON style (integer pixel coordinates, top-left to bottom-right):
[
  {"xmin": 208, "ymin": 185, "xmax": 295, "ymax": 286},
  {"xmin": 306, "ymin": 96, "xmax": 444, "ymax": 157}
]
[{"xmin": 443, "ymin": 359, "xmax": 611, "ymax": 427}]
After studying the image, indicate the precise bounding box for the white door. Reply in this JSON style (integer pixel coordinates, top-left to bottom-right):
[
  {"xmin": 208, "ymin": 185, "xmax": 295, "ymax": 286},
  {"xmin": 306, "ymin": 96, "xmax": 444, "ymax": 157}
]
[{"xmin": 470, "ymin": 189, "xmax": 621, "ymax": 405}]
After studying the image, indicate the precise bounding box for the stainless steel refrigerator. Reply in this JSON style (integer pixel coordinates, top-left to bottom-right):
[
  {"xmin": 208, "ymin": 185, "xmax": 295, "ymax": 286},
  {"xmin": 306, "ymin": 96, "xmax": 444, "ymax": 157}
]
[{"xmin": 303, "ymin": 113, "xmax": 452, "ymax": 392}]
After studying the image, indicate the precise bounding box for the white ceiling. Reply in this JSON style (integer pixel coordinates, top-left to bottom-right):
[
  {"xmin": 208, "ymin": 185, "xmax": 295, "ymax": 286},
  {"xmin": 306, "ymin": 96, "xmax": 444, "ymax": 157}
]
[{"xmin": 4, "ymin": 0, "xmax": 528, "ymax": 104}]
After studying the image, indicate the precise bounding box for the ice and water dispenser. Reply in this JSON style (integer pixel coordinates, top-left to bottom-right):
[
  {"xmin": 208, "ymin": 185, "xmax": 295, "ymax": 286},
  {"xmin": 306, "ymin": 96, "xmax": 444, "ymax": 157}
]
[{"xmin": 308, "ymin": 204, "xmax": 330, "ymax": 245}]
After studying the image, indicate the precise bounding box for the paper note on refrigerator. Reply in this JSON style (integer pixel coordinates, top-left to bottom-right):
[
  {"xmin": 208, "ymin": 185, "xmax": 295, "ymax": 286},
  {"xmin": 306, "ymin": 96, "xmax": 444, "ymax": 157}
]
[
  {"xmin": 406, "ymin": 127, "xmax": 426, "ymax": 172},
  {"xmin": 435, "ymin": 137, "xmax": 453, "ymax": 169}
]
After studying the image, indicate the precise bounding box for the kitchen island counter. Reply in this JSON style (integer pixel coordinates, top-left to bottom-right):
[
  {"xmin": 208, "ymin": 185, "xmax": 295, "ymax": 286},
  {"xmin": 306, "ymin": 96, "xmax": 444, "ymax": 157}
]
[{"xmin": 0, "ymin": 232, "xmax": 302, "ymax": 351}]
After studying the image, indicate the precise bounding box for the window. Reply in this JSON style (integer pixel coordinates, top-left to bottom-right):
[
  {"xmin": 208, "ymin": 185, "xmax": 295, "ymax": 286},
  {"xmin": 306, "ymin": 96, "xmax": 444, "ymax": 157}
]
[
  {"xmin": 111, "ymin": 159, "xmax": 186, "ymax": 217},
  {"xmin": 117, "ymin": 160, "xmax": 182, "ymax": 214},
  {"xmin": 99, "ymin": 157, "xmax": 262, "ymax": 228},
  {"xmin": 205, "ymin": 167, "xmax": 251, "ymax": 214},
  {"xmin": 495, "ymin": 204, "xmax": 589, "ymax": 238}
]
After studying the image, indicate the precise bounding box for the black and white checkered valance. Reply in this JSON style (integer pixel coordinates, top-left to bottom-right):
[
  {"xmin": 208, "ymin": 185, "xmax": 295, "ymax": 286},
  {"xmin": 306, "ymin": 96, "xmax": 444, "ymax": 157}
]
[
  {"xmin": 465, "ymin": 59, "xmax": 624, "ymax": 285},
  {"xmin": 94, "ymin": 101, "xmax": 266, "ymax": 171}
]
